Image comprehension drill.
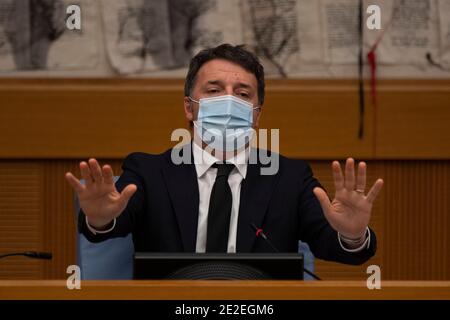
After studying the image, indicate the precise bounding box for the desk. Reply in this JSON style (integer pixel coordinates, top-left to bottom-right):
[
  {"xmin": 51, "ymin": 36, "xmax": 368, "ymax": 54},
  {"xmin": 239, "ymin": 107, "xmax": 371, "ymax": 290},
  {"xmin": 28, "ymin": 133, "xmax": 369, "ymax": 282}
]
[{"xmin": 1, "ymin": 281, "xmax": 449, "ymax": 300}]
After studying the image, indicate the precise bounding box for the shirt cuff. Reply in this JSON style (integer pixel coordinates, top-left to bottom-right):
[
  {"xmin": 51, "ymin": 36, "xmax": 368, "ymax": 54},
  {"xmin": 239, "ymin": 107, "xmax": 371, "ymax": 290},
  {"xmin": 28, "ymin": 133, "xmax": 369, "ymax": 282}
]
[
  {"xmin": 85, "ymin": 216, "xmax": 116, "ymax": 235},
  {"xmin": 337, "ymin": 227, "xmax": 371, "ymax": 253}
]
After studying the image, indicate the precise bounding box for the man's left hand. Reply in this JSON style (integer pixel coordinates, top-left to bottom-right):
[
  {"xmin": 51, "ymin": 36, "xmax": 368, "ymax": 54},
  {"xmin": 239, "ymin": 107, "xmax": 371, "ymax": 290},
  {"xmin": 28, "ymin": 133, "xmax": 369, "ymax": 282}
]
[{"xmin": 313, "ymin": 158, "xmax": 384, "ymax": 239}]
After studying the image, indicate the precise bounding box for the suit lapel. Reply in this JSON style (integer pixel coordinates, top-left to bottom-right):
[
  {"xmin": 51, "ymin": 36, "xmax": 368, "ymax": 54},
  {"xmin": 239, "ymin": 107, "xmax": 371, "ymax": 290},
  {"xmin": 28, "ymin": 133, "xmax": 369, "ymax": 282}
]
[
  {"xmin": 236, "ymin": 151, "xmax": 280, "ymax": 252},
  {"xmin": 161, "ymin": 145, "xmax": 199, "ymax": 252}
]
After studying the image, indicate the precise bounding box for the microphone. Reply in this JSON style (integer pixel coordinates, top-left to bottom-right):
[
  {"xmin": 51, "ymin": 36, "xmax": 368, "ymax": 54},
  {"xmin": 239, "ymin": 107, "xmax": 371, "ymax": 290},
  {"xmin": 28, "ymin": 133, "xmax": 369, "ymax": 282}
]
[
  {"xmin": 250, "ymin": 223, "xmax": 321, "ymax": 280},
  {"xmin": 0, "ymin": 251, "xmax": 52, "ymax": 260}
]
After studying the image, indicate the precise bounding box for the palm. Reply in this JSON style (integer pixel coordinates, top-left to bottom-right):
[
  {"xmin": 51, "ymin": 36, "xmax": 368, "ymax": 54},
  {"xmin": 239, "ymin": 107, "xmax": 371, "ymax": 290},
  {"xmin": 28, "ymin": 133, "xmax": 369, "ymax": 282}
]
[
  {"xmin": 78, "ymin": 183, "xmax": 124, "ymax": 221},
  {"xmin": 313, "ymin": 158, "xmax": 383, "ymax": 239},
  {"xmin": 65, "ymin": 159, "xmax": 136, "ymax": 228}
]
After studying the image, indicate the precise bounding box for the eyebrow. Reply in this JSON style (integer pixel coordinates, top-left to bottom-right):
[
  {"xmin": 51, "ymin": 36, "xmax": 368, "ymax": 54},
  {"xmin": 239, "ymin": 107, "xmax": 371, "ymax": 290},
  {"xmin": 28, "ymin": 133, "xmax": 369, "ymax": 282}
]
[{"xmin": 204, "ymin": 80, "xmax": 254, "ymax": 90}]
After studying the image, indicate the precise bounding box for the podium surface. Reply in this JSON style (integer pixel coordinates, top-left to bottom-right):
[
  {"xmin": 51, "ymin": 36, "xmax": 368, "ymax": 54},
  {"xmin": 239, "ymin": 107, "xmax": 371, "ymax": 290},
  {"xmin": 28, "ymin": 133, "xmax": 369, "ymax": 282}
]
[{"xmin": 1, "ymin": 281, "xmax": 449, "ymax": 300}]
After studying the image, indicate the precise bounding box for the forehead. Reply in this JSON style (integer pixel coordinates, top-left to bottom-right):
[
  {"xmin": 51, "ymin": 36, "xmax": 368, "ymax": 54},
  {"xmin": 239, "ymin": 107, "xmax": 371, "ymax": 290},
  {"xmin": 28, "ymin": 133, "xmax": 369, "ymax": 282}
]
[{"xmin": 195, "ymin": 59, "xmax": 257, "ymax": 87}]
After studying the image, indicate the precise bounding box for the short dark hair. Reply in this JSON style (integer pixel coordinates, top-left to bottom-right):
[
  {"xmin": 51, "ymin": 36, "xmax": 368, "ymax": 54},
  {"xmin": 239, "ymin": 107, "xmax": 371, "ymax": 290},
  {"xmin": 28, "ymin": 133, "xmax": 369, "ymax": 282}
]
[{"xmin": 184, "ymin": 44, "xmax": 265, "ymax": 105}]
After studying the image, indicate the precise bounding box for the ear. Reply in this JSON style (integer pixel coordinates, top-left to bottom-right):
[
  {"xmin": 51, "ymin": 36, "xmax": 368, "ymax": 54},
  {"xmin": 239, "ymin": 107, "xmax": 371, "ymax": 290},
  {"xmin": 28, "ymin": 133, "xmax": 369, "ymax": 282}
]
[
  {"xmin": 253, "ymin": 108, "xmax": 262, "ymax": 129},
  {"xmin": 184, "ymin": 96, "xmax": 194, "ymax": 122}
]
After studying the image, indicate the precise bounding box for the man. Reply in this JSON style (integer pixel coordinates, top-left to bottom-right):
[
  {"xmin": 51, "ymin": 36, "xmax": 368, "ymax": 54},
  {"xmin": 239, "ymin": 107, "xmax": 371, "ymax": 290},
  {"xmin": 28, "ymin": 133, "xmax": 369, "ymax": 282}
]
[{"xmin": 65, "ymin": 44, "xmax": 383, "ymax": 265}]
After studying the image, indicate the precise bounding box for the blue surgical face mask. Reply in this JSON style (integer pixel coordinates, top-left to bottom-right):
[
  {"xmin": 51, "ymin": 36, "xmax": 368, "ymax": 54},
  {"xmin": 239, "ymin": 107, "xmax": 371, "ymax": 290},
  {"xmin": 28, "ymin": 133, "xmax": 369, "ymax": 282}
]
[{"xmin": 190, "ymin": 95, "xmax": 259, "ymax": 151}]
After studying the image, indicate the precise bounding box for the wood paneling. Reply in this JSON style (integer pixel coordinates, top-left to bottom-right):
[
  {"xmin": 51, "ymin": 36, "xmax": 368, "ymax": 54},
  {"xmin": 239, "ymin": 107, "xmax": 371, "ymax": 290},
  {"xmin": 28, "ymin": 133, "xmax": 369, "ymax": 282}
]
[
  {"xmin": 263, "ymin": 85, "xmax": 374, "ymax": 159},
  {"xmin": 0, "ymin": 79, "xmax": 186, "ymax": 159},
  {"xmin": 42, "ymin": 161, "xmax": 78, "ymax": 279},
  {"xmin": 312, "ymin": 160, "xmax": 450, "ymax": 281},
  {"xmin": 380, "ymin": 161, "xmax": 450, "ymax": 280},
  {"xmin": 0, "ymin": 160, "xmax": 124, "ymax": 279},
  {"xmin": 1, "ymin": 79, "xmax": 449, "ymax": 159},
  {"xmin": 0, "ymin": 79, "xmax": 449, "ymax": 280},
  {"xmin": 0, "ymin": 160, "xmax": 448, "ymax": 280},
  {"xmin": 375, "ymin": 82, "xmax": 450, "ymax": 159},
  {"xmin": 0, "ymin": 162, "xmax": 43, "ymax": 279}
]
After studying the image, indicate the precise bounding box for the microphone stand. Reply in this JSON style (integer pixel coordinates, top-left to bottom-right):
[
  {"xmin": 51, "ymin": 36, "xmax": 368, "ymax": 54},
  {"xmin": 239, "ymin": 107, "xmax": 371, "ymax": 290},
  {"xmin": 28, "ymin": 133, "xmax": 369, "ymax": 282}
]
[{"xmin": 251, "ymin": 223, "xmax": 321, "ymax": 280}]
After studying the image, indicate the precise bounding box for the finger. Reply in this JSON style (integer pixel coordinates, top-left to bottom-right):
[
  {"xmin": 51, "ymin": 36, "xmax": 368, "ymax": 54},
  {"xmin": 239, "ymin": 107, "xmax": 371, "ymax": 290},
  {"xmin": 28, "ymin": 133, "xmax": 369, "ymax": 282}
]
[
  {"xmin": 313, "ymin": 187, "xmax": 333, "ymax": 216},
  {"xmin": 79, "ymin": 161, "xmax": 93, "ymax": 185},
  {"xmin": 356, "ymin": 161, "xmax": 367, "ymax": 192},
  {"xmin": 88, "ymin": 158, "xmax": 103, "ymax": 184},
  {"xmin": 344, "ymin": 158, "xmax": 355, "ymax": 191},
  {"xmin": 119, "ymin": 184, "xmax": 137, "ymax": 206},
  {"xmin": 366, "ymin": 179, "xmax": 384, "ymax": 203},
  {"xmin": 102, "ymin": 165, "xmax": 114, "ymax": 185},
  {"xmin": 332, "ymin": 161, "xmax": 344, "ymax": 191},
  {"xmin": 65, "ymin": 172, "xmax": 85, "ymax": 194}
]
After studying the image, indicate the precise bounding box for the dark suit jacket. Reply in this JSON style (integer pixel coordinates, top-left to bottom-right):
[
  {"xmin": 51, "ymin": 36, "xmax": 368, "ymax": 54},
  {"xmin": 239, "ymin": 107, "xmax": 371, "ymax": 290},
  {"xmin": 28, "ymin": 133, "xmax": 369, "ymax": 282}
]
[{"xmin": 79, "ymin": 146, "xmax": 376, "ymax": 265}]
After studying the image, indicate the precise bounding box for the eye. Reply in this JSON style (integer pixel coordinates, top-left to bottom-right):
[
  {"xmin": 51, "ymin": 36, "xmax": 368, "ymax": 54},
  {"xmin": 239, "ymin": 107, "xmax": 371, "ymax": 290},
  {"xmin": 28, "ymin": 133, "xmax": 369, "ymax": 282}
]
[
  {"xmin": 238, "ymin": 92, "xmax": 250, "ymax": 99},
  {"xmin": 207, "ymin": 88, "xmax": 220, "ymax": 94}
]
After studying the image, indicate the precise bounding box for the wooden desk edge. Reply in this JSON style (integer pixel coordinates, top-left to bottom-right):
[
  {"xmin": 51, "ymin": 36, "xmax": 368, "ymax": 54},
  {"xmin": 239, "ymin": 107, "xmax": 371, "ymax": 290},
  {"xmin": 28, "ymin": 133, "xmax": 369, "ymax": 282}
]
[{"xmin": 1, "ymin": 281, "xmax": 449, "ymax": 300}]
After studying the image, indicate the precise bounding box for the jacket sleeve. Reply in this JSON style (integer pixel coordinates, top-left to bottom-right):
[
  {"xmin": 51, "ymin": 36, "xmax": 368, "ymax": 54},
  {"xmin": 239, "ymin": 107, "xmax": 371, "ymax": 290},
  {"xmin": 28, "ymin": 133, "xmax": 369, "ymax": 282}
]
[
  {"xmin": 297, "ymin": 162, "xmax": 377, "ymax": 265},
  {"xmin": 78, "ymin": 153, "xmax": 146, "ymax": 243}
]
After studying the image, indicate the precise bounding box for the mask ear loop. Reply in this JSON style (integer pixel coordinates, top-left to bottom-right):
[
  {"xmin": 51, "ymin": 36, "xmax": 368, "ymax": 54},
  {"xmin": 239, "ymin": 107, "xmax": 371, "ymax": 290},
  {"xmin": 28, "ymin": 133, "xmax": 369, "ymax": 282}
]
[
  {"xmin": 187, "ymin": 96, "xmax": 199, "ymax": 113},
  {"xmin": 188, "ymin": 96, "xmax": 199, "ymax": 104}
]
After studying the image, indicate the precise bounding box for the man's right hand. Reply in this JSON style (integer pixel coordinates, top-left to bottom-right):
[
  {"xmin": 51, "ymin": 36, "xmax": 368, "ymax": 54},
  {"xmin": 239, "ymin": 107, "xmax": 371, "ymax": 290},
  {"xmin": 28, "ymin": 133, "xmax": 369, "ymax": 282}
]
[{"xmin": 65, "ymin": 158, "xmax": 137, "ymax": 229}]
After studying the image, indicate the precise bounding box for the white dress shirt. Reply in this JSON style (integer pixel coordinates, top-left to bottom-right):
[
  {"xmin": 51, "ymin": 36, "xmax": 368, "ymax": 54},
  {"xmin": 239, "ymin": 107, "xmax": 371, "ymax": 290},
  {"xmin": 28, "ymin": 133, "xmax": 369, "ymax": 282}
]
[{"xmin": 192, "ymin": 142, "xmax": 248, "ymax": 253}]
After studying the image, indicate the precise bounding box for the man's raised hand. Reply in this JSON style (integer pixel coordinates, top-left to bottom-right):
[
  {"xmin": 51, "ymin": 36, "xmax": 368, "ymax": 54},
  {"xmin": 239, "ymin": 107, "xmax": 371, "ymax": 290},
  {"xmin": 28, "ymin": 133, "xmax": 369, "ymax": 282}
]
[
  {"xmin": 313, "ymin": 158, "xmax": 383, "ymax": 239},
  {"xmin": 65, "ymin": 159, "xmax": 136, "ymax": 229}
]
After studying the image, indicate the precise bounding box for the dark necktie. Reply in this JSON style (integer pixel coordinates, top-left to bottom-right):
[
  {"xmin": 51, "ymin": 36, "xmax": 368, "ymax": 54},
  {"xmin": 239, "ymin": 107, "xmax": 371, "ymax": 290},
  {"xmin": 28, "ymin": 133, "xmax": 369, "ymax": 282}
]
[{"xmin": 206, "ymin": 163, "xmax": 235, "ymax": 252}]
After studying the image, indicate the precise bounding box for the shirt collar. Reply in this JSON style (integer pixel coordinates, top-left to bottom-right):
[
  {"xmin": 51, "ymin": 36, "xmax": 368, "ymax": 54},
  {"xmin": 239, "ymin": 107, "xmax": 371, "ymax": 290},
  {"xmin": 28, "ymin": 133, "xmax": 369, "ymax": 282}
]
[{"xmin": 192, "ymin": 142, "xmax": 248, "ymax": 179}]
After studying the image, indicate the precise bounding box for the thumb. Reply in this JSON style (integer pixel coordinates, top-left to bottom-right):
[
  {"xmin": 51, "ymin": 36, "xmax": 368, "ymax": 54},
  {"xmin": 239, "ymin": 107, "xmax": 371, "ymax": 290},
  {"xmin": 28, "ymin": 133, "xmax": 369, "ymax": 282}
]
[
  {"xmin": 119, "ymin": 184, "xmax": 137, "ymax": 205},
  {"xmin": 313, "ymin": 187, "xmax": 333, "ymax": 215}
]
